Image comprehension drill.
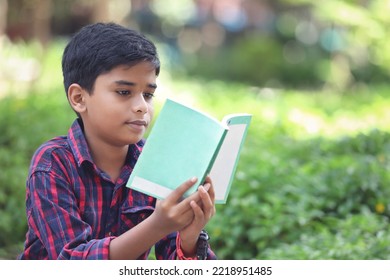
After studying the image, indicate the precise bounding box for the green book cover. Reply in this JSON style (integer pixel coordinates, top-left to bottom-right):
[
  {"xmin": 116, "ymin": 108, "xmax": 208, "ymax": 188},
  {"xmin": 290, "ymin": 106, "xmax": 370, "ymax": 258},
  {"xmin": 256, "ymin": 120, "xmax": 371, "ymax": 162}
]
[{"xmin": 126, "ymin": 98, "xmax": 251, "ymax": 204}]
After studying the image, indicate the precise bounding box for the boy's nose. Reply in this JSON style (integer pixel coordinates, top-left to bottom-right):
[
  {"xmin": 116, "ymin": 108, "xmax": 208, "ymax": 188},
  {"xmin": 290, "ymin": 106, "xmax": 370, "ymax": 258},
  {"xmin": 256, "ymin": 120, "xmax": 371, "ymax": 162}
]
[{"xmin": 133, "ymin": 94, "xmax": 148, "ymax": 113}]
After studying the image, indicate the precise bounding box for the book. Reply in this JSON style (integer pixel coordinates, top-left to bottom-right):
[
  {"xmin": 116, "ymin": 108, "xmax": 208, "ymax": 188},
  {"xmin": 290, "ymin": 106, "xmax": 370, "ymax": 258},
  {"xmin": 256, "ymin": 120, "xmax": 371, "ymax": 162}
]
[{"xmin": 126, "ymin": 98, "xmax": 252, "ymax": 204}]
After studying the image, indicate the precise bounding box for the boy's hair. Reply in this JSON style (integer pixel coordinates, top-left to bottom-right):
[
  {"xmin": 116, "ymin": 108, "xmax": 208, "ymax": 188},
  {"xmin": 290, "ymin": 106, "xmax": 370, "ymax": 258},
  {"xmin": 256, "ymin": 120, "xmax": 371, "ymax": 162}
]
[{"xmin": 62, "ymin": 22, "xmax": 160, "ymax": 95}]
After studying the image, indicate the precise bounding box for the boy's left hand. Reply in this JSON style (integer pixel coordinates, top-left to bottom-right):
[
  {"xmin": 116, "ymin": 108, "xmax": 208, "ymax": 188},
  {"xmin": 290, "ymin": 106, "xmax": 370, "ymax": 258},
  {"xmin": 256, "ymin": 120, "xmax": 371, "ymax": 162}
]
[{"xmin": 178, "ymin": 176, "xmax": 216, "ymax": 257}]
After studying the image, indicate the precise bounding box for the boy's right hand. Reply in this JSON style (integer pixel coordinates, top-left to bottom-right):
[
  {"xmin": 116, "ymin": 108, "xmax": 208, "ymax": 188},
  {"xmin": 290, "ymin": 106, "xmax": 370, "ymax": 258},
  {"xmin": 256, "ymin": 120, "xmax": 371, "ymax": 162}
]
[
  {"xmin": 109, "ymin": 177, "xmax": 201, "ymax": 260},
  {"xmin": 151, "ymin": 177, "xmax": 200, "ymax": 235}
]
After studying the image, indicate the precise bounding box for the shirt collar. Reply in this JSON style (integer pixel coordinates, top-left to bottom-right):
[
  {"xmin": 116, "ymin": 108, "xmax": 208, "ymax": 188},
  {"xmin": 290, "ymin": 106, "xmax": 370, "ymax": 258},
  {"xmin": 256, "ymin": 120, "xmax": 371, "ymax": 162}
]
[
  {"xmin": 68, "ymin": 118, "xmax": 93, "ymax": 167},
  {"xmin": 67, "ymin": 118, "xmax": 144, "ymax": 168}
]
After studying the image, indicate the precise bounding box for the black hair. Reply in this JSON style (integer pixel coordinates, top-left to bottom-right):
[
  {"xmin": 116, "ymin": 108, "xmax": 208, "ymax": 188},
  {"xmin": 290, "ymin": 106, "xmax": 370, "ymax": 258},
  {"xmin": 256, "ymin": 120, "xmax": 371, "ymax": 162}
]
[{"xmin": 62, "ymin": 22, "xmax": 160, "ymax": 95}]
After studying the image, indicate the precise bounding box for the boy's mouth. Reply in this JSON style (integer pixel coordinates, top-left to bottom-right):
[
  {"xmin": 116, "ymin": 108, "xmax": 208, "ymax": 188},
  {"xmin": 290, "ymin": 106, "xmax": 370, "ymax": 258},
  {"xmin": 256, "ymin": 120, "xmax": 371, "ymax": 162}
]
[
  {"xmin": 125, "ymin": 119, "xmax": 148, "ymax": 128},
  {"xmin": 128, "ymin": 120, "xmax": 147, "ymax": 125}
]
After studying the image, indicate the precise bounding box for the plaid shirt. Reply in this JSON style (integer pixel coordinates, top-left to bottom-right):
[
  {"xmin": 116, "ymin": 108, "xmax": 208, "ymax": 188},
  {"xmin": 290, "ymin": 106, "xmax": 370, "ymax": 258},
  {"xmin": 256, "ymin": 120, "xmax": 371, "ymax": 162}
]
[{"xmin": 18, "ymin": 119, "xmax": 216, "ymax": 260}]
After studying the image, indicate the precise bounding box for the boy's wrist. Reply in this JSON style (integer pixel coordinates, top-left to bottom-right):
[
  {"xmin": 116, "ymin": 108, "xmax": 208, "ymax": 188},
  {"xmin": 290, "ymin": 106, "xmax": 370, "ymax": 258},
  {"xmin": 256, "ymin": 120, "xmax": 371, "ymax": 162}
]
[{"xmin": 176, "ymin": 233, "xmax": 197, "ymax": 260}]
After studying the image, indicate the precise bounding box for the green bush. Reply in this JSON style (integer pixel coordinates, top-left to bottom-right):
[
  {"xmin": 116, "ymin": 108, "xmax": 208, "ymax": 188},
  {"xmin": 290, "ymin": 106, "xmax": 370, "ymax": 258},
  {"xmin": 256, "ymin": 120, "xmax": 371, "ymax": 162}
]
[
  {"xmin": 0, "ymin": 91, "xmax": 74, "ymax": 258},
  {"xmin": 181, "ymin": 34, "xmax": 329, "ymax": 88},
  {"xmin": 1, "ymin": 57, "xmax": 390, "ymax": 259},
  {"xmin": 207, "ymin": 128, "xmax": 390, "ymax": 259}
]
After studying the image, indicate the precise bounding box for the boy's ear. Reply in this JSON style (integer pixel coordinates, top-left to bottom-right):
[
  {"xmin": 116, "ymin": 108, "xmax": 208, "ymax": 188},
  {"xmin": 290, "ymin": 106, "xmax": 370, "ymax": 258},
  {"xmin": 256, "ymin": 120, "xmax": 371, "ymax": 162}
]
[{"xmin": 68, "ymin": 84, "xmax": 87, "ymax": 114}]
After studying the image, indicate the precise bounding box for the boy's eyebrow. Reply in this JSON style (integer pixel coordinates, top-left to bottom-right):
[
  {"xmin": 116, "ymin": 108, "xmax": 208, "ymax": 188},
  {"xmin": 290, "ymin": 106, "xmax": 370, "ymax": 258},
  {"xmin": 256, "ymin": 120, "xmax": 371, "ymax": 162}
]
[{"xmin": 115, "ymin": 80, "xmax": 157, "ymax": 89}]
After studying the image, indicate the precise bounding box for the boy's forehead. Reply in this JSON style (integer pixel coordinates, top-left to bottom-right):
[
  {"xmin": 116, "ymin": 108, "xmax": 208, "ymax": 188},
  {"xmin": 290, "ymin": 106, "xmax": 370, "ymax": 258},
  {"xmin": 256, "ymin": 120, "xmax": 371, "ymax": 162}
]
[
  {"xmin": 106, "ymin": 62, "xmax": 158, "ymax": 74},
  {"xmin": 96, "ymin": 62, "xmax": 158, "ymax": 84}
]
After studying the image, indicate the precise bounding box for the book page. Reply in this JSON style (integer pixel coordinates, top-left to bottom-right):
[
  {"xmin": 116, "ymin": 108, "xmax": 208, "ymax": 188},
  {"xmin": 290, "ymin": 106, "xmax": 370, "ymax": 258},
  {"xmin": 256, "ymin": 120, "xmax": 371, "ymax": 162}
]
[
  {"xmin": 127, "ymin": 98, "xmax": 227, "ymax": 200},
  {"xmin": 209, "ymin": 114, "xmax": 251, "ymax": 203}
]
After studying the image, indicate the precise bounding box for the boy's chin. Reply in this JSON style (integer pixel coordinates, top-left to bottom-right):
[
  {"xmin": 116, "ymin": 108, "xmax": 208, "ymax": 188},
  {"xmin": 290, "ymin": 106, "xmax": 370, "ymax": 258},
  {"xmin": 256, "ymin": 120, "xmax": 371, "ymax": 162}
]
[{"xmin": 127, "ymin": 135, "xmax": 144, "ymax": 145}]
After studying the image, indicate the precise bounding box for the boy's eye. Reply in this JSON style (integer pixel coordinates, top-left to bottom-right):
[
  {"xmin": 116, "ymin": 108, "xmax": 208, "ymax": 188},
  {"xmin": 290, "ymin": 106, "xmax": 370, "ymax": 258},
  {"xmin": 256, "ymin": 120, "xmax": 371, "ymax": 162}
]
[
  {"xmin": 117, "ymin": 90, "xmax": 131, "ymax": 96},
  {"xmin": 143, "ymin": 93, "xmax": 155, "ymax": 100}
]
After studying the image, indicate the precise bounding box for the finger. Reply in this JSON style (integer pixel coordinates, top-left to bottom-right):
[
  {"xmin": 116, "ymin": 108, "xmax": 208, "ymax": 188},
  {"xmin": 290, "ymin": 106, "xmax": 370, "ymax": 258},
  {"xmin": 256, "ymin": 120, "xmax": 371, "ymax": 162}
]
[
  {"xmin": 175, "ymin": 190, "xmax": 202, "ymax": 214},
  {"xmin": 177, "ymin": 207, "xmax": 196, "ymax": 228},
  {"xmin": 181, "ymin": 180, "xmax": 212, "ymax": 207},
  {"xmin": 199, "ymin": 184, "xmax": 216, "ymax": 219},
  {"xmin": 203, "ymin": 175, "xmax": 212, "ymax": 185},
  {"xmin": 175, "ymin": 178, "xmax": 213, "ymax": 213},
  {"xmin": 166, "ymin": 177, "xmax": 198, "ymax": 203},
  {"xmin": 180, "ymin": 183, "xmax": 203, "ymax": 204},
  {"xmin": 203, "ymin": 176, "xmax": 215, "ymax": 201},
  {"xmin": 199, "ymin": 184, "xmax": 212, "ymax": 209},
  {"xmin": 207, "ymin": 183, "xmax": 216, "ymax": 202},
  {"xmin": 189, "ymin": 200, "xmax": 204, "ymax": 222}
]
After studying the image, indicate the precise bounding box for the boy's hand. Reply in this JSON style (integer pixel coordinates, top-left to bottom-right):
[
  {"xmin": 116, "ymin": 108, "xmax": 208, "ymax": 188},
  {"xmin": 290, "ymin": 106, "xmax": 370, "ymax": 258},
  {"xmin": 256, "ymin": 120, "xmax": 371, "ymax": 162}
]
[
  {"xmin": 109, "ymin": 177, "xmax": 206, "ymax": 260},
  {"xmin": 178, "ymin": 176, "xmax": 216, "ymax": 257},
  {"xmin": 151, "ymin": 177, "xmax": 200, "ymax": 235},
  {"xmin": 149, "ymin": 176, "xmax": 216, "ymax": 258}
]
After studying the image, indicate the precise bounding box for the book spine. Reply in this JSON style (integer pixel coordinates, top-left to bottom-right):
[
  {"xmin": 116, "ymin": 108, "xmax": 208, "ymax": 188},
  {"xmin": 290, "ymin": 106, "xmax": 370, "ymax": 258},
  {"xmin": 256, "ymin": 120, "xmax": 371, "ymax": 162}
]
[{"xmin": 201, "ymin": 129, "xmax": 229, "ymax": 185}]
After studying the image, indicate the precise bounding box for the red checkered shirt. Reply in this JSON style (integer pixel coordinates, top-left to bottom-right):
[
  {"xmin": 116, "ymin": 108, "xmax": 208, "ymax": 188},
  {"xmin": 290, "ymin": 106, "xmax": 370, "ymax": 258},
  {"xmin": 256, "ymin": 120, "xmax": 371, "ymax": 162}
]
[{"xmin": 18, "ymin": 119, "xmax": 216, "ymax": 260}]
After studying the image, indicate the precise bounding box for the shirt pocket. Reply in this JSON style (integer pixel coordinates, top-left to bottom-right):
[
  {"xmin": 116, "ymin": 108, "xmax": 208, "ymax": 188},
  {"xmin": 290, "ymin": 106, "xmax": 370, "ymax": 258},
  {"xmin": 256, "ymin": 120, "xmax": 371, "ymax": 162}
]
[{"xmin": 120, "ymin": 205, "xmax": 155, "ymax": 233}]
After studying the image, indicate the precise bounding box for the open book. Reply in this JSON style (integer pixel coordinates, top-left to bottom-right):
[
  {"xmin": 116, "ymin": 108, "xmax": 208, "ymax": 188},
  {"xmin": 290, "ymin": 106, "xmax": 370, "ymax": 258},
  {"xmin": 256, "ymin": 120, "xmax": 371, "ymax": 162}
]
[{"xmin": 126, "ymin": 98, "xmax": 252, "ymax": 204}]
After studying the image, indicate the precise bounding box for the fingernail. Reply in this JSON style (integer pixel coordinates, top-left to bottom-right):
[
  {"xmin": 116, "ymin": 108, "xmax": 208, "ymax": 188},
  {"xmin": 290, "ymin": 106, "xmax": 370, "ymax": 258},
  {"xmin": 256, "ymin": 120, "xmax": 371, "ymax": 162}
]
[
  {"xmin": 191, "ymin": 177, "xmax": 198, "ymax": 183},
  {"xmin": 203, "ymin": 183, "xmax": 211, "ymax": 191}
]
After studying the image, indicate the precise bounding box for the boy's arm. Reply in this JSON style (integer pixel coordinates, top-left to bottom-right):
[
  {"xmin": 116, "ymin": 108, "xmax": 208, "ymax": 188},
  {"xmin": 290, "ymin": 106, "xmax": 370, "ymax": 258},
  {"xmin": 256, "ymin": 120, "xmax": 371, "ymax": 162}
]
[
  {"xmin": 155, "ymin": 176, "xmax": 217, "ymax": 260},
  {"xmin": 109, "ymin": 177, "xmax": 203, "ymax": 259},
  {"xmin": 25, "ymin": 166, "xmax": 214, "ymax": 259},
  {"xmin": 177, "ymin": 176, "xmax": 216, "ymax": 258},
  {"xmin": 26, "ymin": 171, "xmax": 113, "ymax": 259}
]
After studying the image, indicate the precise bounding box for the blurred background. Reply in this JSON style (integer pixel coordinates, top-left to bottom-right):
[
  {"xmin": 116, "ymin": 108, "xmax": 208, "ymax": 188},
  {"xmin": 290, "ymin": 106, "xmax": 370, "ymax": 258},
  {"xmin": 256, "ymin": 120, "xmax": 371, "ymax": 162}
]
[{"xmin": 1, "ymin": 0, "xmax": 390, "ymax": 259}]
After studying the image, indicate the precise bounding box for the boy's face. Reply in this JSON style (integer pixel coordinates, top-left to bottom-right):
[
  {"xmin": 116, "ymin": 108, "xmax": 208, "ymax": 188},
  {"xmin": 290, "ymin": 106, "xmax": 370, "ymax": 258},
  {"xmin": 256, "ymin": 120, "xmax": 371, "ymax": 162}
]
[{"xmin": 80, "ymin": 61, "xmax": 157, "ymax": 147}]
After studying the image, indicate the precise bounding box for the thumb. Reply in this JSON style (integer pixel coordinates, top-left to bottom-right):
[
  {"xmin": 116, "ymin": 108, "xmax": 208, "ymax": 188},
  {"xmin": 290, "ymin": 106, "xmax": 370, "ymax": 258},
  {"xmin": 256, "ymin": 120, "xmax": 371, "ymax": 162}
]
[{"xmin": 167, "ymin": 177, "xmax": 198, "ymax": 203}]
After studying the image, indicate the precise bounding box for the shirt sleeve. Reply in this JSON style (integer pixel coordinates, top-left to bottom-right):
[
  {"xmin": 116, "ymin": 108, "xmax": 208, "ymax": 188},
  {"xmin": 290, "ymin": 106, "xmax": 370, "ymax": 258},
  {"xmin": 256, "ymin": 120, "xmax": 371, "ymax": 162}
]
[{"xmin": 26, "ymin": 171, "xmax": 113, "ymax": 259}]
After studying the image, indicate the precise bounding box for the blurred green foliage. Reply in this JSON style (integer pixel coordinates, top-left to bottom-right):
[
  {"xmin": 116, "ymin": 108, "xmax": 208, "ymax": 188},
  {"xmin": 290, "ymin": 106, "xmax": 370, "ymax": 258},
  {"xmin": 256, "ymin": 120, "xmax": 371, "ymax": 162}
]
[
  {"xmin": 1, "ymin": 39, "xmax": 390, "ymax": 260},
  {"xmin": 4, "ymin": 0, "xmax": 390, "ymax": 90},
  {"xmin": 168, "ymin": 0, "xmax": 390, "ymax": 90},
  {"xmin": 172, "ymin": 80, "xmax": 390, "ymax": 259},
  {"xmin": 0, "ymin": 90, "xmax": 74, "ymax": 258}
]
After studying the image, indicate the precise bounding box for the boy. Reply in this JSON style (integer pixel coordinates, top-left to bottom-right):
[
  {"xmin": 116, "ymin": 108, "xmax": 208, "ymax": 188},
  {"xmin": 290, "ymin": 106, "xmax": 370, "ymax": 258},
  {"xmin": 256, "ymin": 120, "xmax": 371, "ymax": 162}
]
[{"xmin": 18, "ymin": 22, "xmax": 217, "ymax": 260}]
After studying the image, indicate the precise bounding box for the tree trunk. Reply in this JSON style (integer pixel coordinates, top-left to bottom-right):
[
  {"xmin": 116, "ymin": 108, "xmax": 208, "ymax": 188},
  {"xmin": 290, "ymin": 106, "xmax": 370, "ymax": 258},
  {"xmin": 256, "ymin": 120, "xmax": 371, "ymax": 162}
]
[
  {"xmin": 92, "ymin": 0, "xmax": 110, "ymax": 22},
  {"xmin": 32, "ymin": 0, "xmax": 52, "ymax": 46},
  {"xmin": 0, "ymin": 0, "xmax": 7, "ymax": 36}
]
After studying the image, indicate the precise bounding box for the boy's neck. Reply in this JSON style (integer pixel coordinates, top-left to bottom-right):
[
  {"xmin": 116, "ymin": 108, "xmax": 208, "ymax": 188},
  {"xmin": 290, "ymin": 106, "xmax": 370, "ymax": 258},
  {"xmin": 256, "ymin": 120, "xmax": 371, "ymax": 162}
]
[{"xmin": 85, "ymin": 134, "xmax": 128, "ymax": 183}]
